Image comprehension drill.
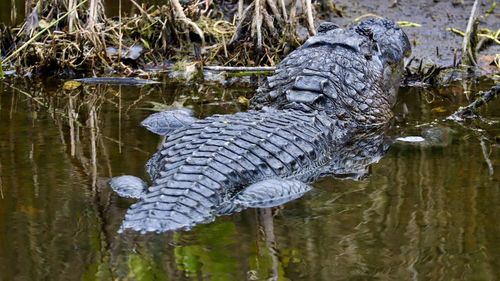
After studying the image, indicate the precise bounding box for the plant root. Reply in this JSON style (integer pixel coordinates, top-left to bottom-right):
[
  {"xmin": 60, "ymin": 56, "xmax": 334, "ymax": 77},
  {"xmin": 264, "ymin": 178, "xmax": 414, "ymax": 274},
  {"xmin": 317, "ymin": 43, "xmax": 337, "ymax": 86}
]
[{"xmin": 228, "ymin": 0, "xmax": 315, "ymax": 66}]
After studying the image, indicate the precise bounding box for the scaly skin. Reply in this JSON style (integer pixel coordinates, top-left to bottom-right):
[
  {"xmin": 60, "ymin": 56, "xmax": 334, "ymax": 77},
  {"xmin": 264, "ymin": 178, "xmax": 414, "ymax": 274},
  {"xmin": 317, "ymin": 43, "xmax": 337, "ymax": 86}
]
[
  {"xmin": 122, "ymin": 109, "xmax": 347, "ymax": 232},
  {"xmin": 251, "ymin": 18, "xmax": 410, "ymax": 124},
  {"xmin": 114, "ymin": 18, "xmax": 411, "ymax": 233}
]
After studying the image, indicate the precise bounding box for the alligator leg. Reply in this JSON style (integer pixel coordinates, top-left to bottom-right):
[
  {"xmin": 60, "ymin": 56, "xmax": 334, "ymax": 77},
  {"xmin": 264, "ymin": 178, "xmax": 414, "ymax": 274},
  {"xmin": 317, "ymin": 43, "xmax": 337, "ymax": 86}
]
[
  {"xmin": 218, "ymin": 179, "xmax": 311, "ymax": 214},
  {"xmin": 141, "ymin": 109, "xmax": 197, "ymax": 136}
]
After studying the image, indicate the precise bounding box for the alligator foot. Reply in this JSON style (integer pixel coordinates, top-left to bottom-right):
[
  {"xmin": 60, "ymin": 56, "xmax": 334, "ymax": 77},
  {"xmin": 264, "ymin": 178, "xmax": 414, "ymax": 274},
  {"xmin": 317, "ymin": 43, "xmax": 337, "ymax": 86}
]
[
  {"xmin": 110, "ymin": 175, "xmax": 148, "ymax": 199},
  {"xmin": 141, "ymin": 109, "xmax": 197, "ymax": 136},
  {"xmin": 218, "ymin": 179, "xmax": 311, "ymax": 214}
]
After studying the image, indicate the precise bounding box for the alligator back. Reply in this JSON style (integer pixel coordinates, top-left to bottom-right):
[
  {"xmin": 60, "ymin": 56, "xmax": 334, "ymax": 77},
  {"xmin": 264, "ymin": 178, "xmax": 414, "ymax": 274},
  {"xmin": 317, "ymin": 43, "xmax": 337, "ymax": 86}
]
[
  {"xmin": 121, "ymin": 109, "xmax": 344, "ymax": 233},
  {"xmin": 116, "ymin": 18, "xmax": 411, "ymax": 233},
  {"xmin": 251, "ymin": 18, "xmax": 411, "ymax": 125}
]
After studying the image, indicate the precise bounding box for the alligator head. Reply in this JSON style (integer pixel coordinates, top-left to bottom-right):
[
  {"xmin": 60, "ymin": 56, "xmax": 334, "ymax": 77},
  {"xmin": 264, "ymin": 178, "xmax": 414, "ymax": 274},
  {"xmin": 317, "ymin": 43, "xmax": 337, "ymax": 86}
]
[
  {"xmin": 252, "ymin": 18, "xmax": 412, "ymax": 125},
  {"xmin": 354, "ymin": 18, "xmax": 411, "ymax": 110}
]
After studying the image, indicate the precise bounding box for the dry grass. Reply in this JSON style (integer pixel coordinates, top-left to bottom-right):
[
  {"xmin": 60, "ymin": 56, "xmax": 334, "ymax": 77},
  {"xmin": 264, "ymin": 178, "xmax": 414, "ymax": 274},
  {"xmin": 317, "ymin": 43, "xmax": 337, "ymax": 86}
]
[{"xmin": 0, "ymin": 0, "xmax": 317, "ymax": 77}]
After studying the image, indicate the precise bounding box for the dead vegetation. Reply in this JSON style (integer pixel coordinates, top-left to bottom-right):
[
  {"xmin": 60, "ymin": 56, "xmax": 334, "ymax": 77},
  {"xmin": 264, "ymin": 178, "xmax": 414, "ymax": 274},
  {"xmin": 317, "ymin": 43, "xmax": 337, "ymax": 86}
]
[
  {"xmin": 0, "ymin": 0, "xmax": 498, "ymax": 82},
  {"xmin": 0, "ymin": 0, "xmax": 323, "ymax": 77}
]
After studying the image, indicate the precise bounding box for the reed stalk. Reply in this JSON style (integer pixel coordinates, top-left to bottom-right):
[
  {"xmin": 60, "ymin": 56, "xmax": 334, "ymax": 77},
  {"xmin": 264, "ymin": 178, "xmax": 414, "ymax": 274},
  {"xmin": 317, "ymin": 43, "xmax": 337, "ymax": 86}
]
[
  {"xmin": 1, "ymin": 0, "xmax": 88, "ymax": 64},
  {"xmin": 462, "ymin": 0, "xmax": 480, "ymax": 67},
  {"xmin": 0, "ymin": 50, "xmax": 3, "ymax": 79}
]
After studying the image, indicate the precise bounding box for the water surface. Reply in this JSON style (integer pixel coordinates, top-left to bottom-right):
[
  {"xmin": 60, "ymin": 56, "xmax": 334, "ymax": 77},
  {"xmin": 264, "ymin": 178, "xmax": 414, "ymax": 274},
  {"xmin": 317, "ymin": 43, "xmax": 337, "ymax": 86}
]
[{"xmin": 0, "ymin": 78, "xmax": 499, "ymax": 281}]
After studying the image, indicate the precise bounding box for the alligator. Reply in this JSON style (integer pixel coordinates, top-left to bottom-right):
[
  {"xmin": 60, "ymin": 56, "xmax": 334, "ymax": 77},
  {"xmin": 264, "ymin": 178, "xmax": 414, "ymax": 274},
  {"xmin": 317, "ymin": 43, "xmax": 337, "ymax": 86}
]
[{"xmin": 110, "ymin": 18, "xmax": 411, "ymax": 233}]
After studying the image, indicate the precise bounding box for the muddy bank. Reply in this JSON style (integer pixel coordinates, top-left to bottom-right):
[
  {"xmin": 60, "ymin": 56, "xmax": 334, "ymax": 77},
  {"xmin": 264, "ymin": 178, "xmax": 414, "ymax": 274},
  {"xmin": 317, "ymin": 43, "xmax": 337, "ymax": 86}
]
[{"xmin": 331, "ymin": 0, "xmax": 499, "ymax": 68}]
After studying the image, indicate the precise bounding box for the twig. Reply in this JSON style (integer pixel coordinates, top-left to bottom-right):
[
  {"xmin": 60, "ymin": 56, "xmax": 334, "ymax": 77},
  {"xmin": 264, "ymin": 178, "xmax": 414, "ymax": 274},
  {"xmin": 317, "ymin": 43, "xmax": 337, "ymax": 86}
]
[
  {"xmin": 204, "ymin": 66, "xmax": 276, "ymax": 71},
  {"xmin": 87, "ymin": 0, "xmax": 104, "ymax": 30},
  {"xmin": 397, "ymin": 21, "xmax": 421, "ymax": 27},
  {"xmin": 265, "ymin": 0, "xmax": 283, "ymax": 22},
  {"xmin": 237, "ymin": 0, "xmax": 244, "ymax": 20},
  {"xmin": 262, "ymin": 8, "xmax": 275, "ymax": 33},
  {"xmin": 305, "ymin": 0, "xmax": 316, "ymax": 35},
  {"xmin": 462, "ymin": 0, "xmax": 480, "ymax": 67},
  {"xmin": 202, "ymin": 0, "xmax": 212, "ymax": 14},
  {"xmin": 447, "ymin": 84, "xmax": 500, "ymax": 121},
  {"xmin": 448, "ymin": 27, "xmax": 500, "ymax": 45},
  {"xmin": 253, "ymin": 0, "xmax": 263, "ymax": 52},
  {"xmin": 0, "ymin": 50, "xmax": 3, "ymax": 79},
  {"xmin": 353, "ymin": 13, "xmax": 382, "ymax": 23},
  {"xmin": 67, "ymin": 0, "xmax": 77, "ymax": 33},
  {"xmin": 479, "ymin": 137, "xmax": 494, "ymax": 176},
  {"xmin": 119, "ymin": 0, "xmax": 122, "ymax": 61},
  {"xmin": 279, "ymin": 0, "xmax": 288, "ymax": 20},
  {"xmin": 129, "ymin": 0, "xmax": 154, "ymax": 22},
  {"xmin": 289, "ymin": 0, "xmax": 299, "ymax": 24}
]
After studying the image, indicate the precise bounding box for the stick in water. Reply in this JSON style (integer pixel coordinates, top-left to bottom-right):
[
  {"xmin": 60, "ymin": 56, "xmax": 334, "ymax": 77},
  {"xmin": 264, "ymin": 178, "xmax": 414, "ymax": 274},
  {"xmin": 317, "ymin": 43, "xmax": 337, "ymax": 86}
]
[
  {"xmin": 448, "ymin": 84, "xmax": 500, "ymax": 121},
  {"xmin": 204, "ymin": 66, "xmax": 276, "ymax": 72}
]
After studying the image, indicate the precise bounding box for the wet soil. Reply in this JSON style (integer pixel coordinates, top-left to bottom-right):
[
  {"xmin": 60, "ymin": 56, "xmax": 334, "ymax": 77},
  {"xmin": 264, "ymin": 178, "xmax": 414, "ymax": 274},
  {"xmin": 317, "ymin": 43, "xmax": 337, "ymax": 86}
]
[{"xmin": 325, "ymin": 0, "xmax": 499, "ymax": 68}]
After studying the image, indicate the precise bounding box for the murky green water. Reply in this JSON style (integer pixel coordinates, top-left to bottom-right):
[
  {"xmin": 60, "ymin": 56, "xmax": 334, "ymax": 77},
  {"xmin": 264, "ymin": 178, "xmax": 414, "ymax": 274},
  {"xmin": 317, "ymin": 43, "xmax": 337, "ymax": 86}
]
[{"xmin": 0, "ymin": 78, "xmax": 498, "ymax": 281}]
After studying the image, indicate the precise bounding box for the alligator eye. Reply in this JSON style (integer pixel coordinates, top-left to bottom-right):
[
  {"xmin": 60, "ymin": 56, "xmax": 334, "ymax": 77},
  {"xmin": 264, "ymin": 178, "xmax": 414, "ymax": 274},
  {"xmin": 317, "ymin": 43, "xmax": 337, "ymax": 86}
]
[{"xmin": 317, "ymin": 22, "xmax": 339, "ymax": 34}]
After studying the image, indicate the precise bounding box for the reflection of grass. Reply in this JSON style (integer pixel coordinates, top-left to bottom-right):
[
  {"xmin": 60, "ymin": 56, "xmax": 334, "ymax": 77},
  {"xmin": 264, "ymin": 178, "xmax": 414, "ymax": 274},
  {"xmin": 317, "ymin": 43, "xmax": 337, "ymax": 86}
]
[
  {"xmin": 128, "ymin": 254, "xmax": 168, "ymax": 281},
  {"xmin": 174, "ymin": 222, "xmax": 239, "ymax": 281},
  {"xmin": 0, "ymin": 50, "xmax": 3, "ymax": 79}
]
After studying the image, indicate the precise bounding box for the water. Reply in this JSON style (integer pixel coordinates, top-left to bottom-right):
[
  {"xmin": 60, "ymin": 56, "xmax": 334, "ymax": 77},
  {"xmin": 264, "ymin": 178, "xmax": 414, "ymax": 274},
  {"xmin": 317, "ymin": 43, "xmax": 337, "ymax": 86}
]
[{"xmin": 0, "ymin": 78, "xmax": 498, "ymax": 281}]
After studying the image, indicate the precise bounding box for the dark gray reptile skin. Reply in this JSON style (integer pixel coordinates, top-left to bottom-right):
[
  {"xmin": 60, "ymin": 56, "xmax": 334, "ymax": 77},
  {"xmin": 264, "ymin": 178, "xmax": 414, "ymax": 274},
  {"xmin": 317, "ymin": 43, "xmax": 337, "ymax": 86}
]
[
  {"xmin": 122, "ymin": 109, "xmax": 346, "ymax": 232},
  {"xmin": 112, "ymin": 18, "xmax": 411, "ymax": 233}
]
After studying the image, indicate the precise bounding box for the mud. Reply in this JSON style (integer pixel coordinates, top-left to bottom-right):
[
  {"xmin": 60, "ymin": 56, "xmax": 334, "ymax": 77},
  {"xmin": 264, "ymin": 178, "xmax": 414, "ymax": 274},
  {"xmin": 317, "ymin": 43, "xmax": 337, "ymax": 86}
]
[{"xmin": 326, "ymin": 0, "xmax": 499, "ymax": 68}]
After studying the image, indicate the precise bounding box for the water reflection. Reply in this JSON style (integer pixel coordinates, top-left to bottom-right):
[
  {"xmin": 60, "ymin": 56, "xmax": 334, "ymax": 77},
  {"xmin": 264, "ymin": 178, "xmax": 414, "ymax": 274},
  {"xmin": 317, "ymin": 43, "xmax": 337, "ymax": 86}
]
[{"xmin": 0, "ymin": 79, "xmax": 498, "ymax": 280}]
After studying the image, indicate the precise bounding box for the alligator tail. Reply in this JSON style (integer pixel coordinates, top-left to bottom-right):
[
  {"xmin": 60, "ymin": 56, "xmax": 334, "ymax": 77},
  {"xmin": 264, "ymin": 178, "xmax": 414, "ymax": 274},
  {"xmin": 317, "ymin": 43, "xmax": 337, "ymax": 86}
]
[{"xmin": 119, "ymin": 182, "xmax": 217, "ymax": 233}]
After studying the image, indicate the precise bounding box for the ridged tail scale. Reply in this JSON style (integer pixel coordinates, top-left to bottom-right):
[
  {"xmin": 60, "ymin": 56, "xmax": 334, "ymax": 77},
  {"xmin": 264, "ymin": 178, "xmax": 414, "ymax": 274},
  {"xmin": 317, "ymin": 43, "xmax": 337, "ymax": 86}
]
[{"xmin": 120, "ymin": 109, "xmax": 339, "ymax": 233}]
